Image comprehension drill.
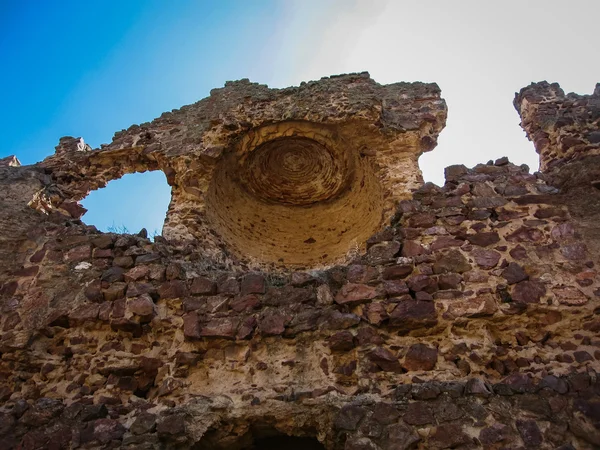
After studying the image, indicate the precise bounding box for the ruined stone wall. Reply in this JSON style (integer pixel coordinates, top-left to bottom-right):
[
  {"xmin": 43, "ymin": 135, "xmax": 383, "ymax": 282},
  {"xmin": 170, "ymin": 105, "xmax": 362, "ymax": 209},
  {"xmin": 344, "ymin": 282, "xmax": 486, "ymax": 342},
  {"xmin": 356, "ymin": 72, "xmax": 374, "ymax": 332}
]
[{"xmin": 0, "ymin": 76, "xmax": 598, "ymax": 449}]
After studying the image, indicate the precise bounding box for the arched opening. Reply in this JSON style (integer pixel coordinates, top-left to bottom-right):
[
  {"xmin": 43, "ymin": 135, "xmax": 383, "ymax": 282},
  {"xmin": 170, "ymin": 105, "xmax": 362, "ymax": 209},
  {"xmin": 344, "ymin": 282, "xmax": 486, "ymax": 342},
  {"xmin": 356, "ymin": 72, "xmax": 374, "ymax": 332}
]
[
  {"xmin": 81, "ymin": 171, "xmax": 170, "ymax": 239},
  {"xmin": 194, "ymin": 423, "xmax": 326, "ymax": 450},
  {"xmin": 248, "ymin": 435, "xmax": 325, "ymax": 450}
]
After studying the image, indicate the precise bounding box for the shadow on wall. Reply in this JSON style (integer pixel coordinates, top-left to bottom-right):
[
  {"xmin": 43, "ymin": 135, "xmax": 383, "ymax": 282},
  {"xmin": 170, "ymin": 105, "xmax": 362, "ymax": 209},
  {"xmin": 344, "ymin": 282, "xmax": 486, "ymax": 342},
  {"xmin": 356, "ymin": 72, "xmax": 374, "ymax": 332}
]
[
  {"xmin": 249, "ymin": 436, "xmax": 326, "ymax": 449},
  {"xmin": 80, "ymin": 171, "xmax": 171, "ymax": 239}
]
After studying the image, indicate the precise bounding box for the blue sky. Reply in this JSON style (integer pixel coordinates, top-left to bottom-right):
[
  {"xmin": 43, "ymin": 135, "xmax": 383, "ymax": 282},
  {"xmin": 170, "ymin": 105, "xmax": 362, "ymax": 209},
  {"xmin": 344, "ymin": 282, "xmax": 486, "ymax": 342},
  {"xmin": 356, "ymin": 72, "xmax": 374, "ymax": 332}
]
[{"xmin": 2, "ymin": 0, "xmax": 599, "ymax": 236}]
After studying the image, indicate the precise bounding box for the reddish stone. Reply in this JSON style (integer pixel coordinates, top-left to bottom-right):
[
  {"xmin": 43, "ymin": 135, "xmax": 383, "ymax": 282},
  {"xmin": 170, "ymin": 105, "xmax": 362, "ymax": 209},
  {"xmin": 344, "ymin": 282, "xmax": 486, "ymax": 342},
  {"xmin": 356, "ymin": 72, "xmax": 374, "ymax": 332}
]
[
  {"xmin": 445, "ymin": 164, "xmax": 469, "ymax": 182},
  {"xmin": 334, "ymin": 405, "xmax": 366, "ymax": 431},
  {"xmin": 183, "ymin": 312, "xmax": 202, "ymax": 339},
  {"xmin": 469, "ymin": 196, "xmax": 507, "ymax": 208},
  {"xmin": 576, "ymin": 270, "xmax": 595, "ymax": 287},
  {"xmin": 328, "ymin": 331, "xmax": 355, "ymax": 351},
  {"xmin": 218, "ymin": 277, "xmax": 240, "ymax": 295},
  {"xmin": 383, "ymin": 279, "xmax": 409, "ymax": 296},
  {"xmin": 200, "ymin": 317, "xmax": 238, "ymax": 339},
  {"xmin": 91, "ymin": 235, "xmax": 114, "ymax": 249},
  {"xmin": 401, "ymin": 240, "xmax": 427, "ymax": 257},
  {"xmin": 264, "ymin": 285, "xmax": 314, "ymax": 305},
  {"xmin": 356, "ymin": 327, "xmax": 385, "ymax": 346},
  {"xmin": 437, "ymin": 273, "xmax": 462, "ymax": 289},
  {"xmin": 84, "ymin": 280, "xmax": 104, "ymax": 302},
  {"xmin": 444, "ymin": 215, "xmax": 466, "ymax": 225},
  {"xmin": 126, "ymin": 282, "xmax": 155, "ymax": 297},
  {"xmin": 92, "ymin": 248, "xmax": 112, "ymax": 258},
  {"xmin": 203, "ymin": 295, "xmax": 229, "ymax": 313},
  {"xmin": 127, "ymin": 294, "xmax": 155, "ymax": 319},
  {"xmin": 236, "ymin": 316, "xmax": 257, "ymax": 339},
  {"xmin": 407, "ymin": 212, "xmax": 436, "ymax": 228},
  {"xmin": 117, "ymin": 376, "xmax": 138, "ymax": 391},
  {"xmin": 429, "ymin": 424, "xmax": 470, "ymax": 449},
  {"xmin": 103, "ymin": 282, "xmax": 126, "ymax": 302},
  {"xmin": 551, "ymin": 222, "xmax": 575, "ymax": 241},
  {"xmin": 259, "ymin": 311, "xmax": 290, "ymax": 336},
  {"xmin": 554, "ymin": 287, "xmax": 588, "ymax": 305},
  {"xmin": 382, "ymin": 264, "xmax": 413, "ymax": 280},
  {"xmin": 64, "ymin": 245, "xmax": 91, "ymax": 262},
  {"xmin": 156, "ymin": 414, "xmax": 186, "ymax": 436},
  {"xmin": 12, "ymin": 265, "xmax": 39, "ymax": 277},
  {"xmin": 3, "ymin": 312, "xmax": 20, "ymax": 331},
  {"xmin": 335, "ymin": 283, "xmax": 379, "ymax": 305},
  {"xmin": 130, "ymin": 412, "xmax": 156, "ymax": 435},
  {"xmin": 407, "ymin": 274, "xmax": 438, "ymax": 293},
  {"xmin": 344, "ymin": 437, "xmax": 378, "ymax": 450},
  {"xmin": 111, "ymin": 298, "xmax": 126, "ymax": 318},
  {"xmin": 110, "ymin": 318, "xmax": 141, "ymax": 335},
  {"xmin": 181, "ymin": 297, "xmax": 204, "ymax": 312},
  {"xmin": 430, "ymin": 236, "xmax": 464, "ymax": 251},
  {"xmin": 101, "ymin": 266, "xmax": 124, "ymax": 283},
  {"xmin": 165, "ymin": 262, "xmax": 184, "ymax": 280},
  {"xmin": 509, "ymin": 244, "xmax": 528, "ymax": 260},
  {"xmin": 363, "ymin": 302, "xmax": 388, "ymax": 325},
  {"xmin": 432, "ymin": 196, "xmax": 463, "ymax": 209},
  {"xmin": 472, "ymin": 248, "xmax": 501, "ymax": 269},
  {"xmin": 241, "ymin": 273, "xmax": 266, "ymax": 294},
  {"xmin": 113, "ymin": 256, "xmax": 134, "ymax": 268},
  {"xmin": 403, "ymin": 402, "xmax": 433, "ymax": 425},
  {"xmin": 448, "ymin": 295, "xmax": 498, "ymax": 317},
  {"xmin": 512, "ymin": 280, "xmax": 546, "ymax": 304},
  {"xmin": 560, "ymin": 242, "xmax": 587, "ymax": 260},
  {"xmin": 367, "ymin": 241, "xmax": 401, "ymax": 263},
  {"xmin": 190, "ymin": 276, "xmax": 216, "ymax": 295},
  {"xmin": 534, "ymin": 206, "xmax": 566, "ymax": 219},
  {"xmin": 347, "ymin": 265, "xmax": 378, "ymax": 284},
  {"xmin": 403, "ymin": 344, "xmax": 438, "ymax": 371},
  {"xmin": 501, "ymin": 262, "xmax": 528, "ymax": 284},
  {"xmin": 135, "ymin": 253, "xmax": 161, "ymax": 264},
  {"xmin": 385, "ymin": 423, "xmax": 421, "ymax": 449},
  {"xmin": 574, "ymin": 351, "xmax": 593, "ymax": 363},
  {"xmin": 466, "ymin": 232, "xmax": 499, "ymax": 247},
  {"xmin": 506, "ymin": 226, "xmax": 544, "ymax": 243},
  {"xmin": 432, "ymin": 249, "xmax": 471, "ymax": 273},
  {"xmin": 124, "ymin": 265, "xmax": 149, "ymax": 282},
  {"xmin": 290, "ymin": 272, "xmax": 316, "ymax": 287},
  {"xmin": 325, "ymin": 310, "xmax": 361, "ymax": 329},
  {"xmin": 230, "ymin": 294, "xmax": 260, "ymax": 312},
  {"xmin": 69, "ymin": 303, "xmax": 100, "ymax": 325},
  {"xmin": 0, "ymin": 280, "xmax": 18, "ymax": 297},
  {"xmin": 389, "ymin": 300, "xmax": 437, "ymax": 331},
  {"xmin": 158, "ymin": 280, "xmax": 188, "ymax": 299},
  {"xmin": 367, "ymin": 347, "xmax": 402, "ymax": 372},
  {"xmin": 29, "ymin": 248, "xmax": 47, "ymax": 263},
  {"xmin": 515, "ymin": 419, "xmax": 542, "ymax": 447},
  {"xmin": 148, "ymin": 265, "xmax": 166, "ymax": 281}
]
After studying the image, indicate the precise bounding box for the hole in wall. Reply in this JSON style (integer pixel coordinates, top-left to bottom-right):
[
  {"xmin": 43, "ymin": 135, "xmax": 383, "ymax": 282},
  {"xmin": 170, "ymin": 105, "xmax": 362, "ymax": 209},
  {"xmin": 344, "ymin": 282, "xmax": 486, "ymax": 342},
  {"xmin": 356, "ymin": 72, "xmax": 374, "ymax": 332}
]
[
  {"xmin": 204, "ymin": 121, "xmax": 384, "ymax": 267},
  {"xmin": 248, "ymin": 435, "xmax": 325, "ymax": 450},
  {"xmin": 194, "ymin": 424, "xmax": 326, "ymax": 450},
  {"xmin": 81, "ymin": 171, "xmax": 170, "ymax": 239}
]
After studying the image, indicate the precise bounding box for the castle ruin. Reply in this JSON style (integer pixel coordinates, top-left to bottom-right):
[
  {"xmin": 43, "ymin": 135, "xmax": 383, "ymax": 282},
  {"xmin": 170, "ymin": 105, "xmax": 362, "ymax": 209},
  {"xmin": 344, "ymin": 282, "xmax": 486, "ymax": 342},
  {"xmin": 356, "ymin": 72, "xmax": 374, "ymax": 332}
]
[{"xmin": 0, "ymin": 73, "xmax": 599, "ymax": 448}]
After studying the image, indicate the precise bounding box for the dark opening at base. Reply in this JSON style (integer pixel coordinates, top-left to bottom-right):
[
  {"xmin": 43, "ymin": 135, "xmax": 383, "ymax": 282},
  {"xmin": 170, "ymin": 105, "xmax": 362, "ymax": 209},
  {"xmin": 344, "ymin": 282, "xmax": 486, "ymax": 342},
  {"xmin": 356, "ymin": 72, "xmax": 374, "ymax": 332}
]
[{"xmin": 247, "ymin": 435, "xmax": 325, "ymax": 450}]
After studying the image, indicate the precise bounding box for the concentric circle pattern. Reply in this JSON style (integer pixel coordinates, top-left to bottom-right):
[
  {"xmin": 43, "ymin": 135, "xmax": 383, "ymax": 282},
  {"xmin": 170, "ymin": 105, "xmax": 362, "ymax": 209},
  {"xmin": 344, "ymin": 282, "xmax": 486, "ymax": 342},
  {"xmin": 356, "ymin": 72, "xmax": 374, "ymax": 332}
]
[
  {"xmin": 205, "ymin": 122, "xmax": 384, "ymax": 267},
  {"xmin": 238, "ymin": 137, "xmax": 347, "ymax": 205}
]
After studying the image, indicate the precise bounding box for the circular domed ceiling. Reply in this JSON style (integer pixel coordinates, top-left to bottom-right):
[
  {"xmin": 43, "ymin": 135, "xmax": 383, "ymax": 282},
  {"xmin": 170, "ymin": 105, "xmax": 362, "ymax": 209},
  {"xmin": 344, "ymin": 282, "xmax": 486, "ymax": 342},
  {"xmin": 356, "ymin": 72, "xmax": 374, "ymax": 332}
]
[{"xmin": 205, "ymin": 122, "xmax": 383, "ymax": 267}]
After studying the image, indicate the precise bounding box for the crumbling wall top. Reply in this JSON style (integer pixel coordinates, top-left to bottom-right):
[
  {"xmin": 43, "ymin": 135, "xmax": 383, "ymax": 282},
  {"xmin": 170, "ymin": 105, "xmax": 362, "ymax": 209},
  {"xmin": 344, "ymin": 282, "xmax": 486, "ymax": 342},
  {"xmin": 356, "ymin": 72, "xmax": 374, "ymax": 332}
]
[
  {"xmin": 31, "ymin": 73, "xmax": 448, "ymax": 269},
  {"xmin": 515, "ymin": 81, "xmax": 600, "ymax": 171}
]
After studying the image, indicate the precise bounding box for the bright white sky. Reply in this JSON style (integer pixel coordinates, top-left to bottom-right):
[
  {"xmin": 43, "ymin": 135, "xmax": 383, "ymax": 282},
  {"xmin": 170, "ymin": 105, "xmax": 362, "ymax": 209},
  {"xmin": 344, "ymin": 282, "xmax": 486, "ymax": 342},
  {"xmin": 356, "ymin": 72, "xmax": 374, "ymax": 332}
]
[
  {"xmin": 3, "ymin": 0, "xmax": 598, "ymax": 233},
  {"xmin": 267, "ymin": 0, "xmax": 600, "ymax": 184}
]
